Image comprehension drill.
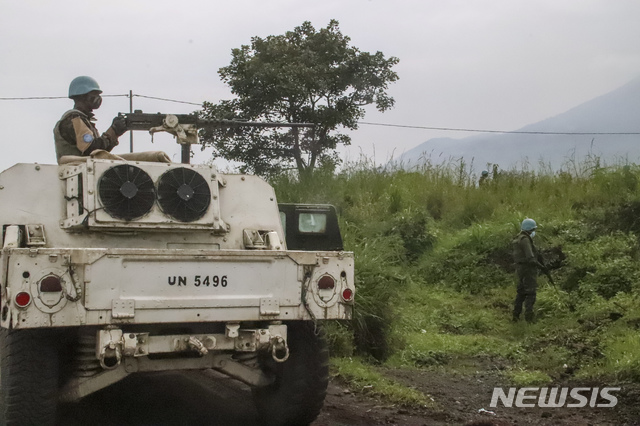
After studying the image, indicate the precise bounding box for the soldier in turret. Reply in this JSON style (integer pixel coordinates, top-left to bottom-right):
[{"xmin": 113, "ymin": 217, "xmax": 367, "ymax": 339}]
[
  {"xmin": 53, "ymin": 76, "xmax": 127, "ymax": 163},
  {"xmin": 512, "ymin": 218, "xmax": 547, "ymax": 323}
]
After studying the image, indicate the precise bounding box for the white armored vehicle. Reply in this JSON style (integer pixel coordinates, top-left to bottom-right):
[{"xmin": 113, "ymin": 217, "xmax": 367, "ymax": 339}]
[{"xmin": 0, "ymin": 113, "xmax": 354, "ymax": 425}]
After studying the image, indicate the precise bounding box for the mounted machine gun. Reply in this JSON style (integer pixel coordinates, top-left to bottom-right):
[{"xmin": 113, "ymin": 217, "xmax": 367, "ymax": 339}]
[{"xmin": 119, "ymin": 111, "xmax": 315, "ymax": 163}]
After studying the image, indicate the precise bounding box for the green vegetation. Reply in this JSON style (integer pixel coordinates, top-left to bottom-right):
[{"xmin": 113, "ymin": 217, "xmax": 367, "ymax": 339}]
[
  {"xmin": 272, "ymin": 157, "xmax": 640, "ymax": 393},
  {"xmin": 331, "ymin": 357, "xmax": 435, "ymax": 408},
  {"xmin": 200, "ymin": 20, "xmax": 398, "ymax": 177}
]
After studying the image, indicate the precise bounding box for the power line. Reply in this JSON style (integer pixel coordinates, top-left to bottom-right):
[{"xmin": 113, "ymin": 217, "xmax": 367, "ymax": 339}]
[
  {"xmin": 0, "ymin": 96, "xmax": 68, "ymax": 100},
  {"xmin": 133, "ymin": 94, "xmax": 202, "ymax": 106},
  {"xmin": 2, "ymin": 93, "xmax": 639, "ymax": 135},
  {"xmin": 0, "ymin": 94, "xmax": 129, "ymax": 100},
  {"xmin": 0, "ymin": 93, "xmax": 200, "ymax": 105},
  {"xmin": 357, "ymin": 121, "xmax": 640, "ymax": 136}
]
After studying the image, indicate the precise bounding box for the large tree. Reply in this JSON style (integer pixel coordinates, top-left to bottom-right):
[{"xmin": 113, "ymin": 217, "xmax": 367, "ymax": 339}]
[{"xmin": 199, "ymin": 20, "xmax": 399, "ymax": 177}]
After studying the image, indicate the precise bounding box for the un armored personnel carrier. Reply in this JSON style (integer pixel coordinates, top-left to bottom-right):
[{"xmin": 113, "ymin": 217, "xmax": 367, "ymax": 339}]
[{"xmin": 0, "ymin": 113, "xmax": 354, "ymax": 425}]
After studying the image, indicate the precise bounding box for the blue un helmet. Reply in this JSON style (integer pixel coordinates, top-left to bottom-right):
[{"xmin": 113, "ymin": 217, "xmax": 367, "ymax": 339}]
[
  {"xmin": 481, "ymin": 170, "xmax": 489, "ymax": 177},
  {"xmin": 68, "ymin": 76, "xmax": 102, "ymax": 98},
  {"xmin": 521, "ymin": 218, "xmax": 537, "ymax": 232}
]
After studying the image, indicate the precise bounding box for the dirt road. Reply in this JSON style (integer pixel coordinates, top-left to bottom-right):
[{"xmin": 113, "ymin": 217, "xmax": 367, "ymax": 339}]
[{"xmin": 57, "ymin": 367, "xmax": 640, "ymax": 426}]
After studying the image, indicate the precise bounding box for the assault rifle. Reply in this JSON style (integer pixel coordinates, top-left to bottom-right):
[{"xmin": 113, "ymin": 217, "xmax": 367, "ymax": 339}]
[
  {"xmin": 119, "ymin": 110, "xmax": 315, "ymax": 163},
  {"xmin": 536, "ymin": 252, "xmax": 555, "ymax": 286},
  {"xmin": 537, "ymin": 250, "xmax": 574, "ymax": 310},
  {"xmin": 542, "ymin": 267, "xmax": 555, "ymax": 286}
]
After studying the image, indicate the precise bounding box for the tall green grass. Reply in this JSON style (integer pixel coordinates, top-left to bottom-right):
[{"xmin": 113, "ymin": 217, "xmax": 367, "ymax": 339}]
[{"xmin": 271, "ymin": 156, "xmax": 640, "ymax": 380}]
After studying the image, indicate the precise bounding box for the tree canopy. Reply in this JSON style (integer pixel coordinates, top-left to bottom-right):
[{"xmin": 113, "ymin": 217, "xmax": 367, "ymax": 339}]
[{"xmin": 199, "ymin": 20, "xmax": 399, "ymax": 177}]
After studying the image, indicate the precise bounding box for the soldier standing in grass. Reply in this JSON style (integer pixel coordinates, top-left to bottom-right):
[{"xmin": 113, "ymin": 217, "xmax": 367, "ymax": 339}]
[
  {"xmin": 512, "ymin": 218, "xmax": 547, "ymax": 323},
  {"xmin": 478, "ymin": 170, "xmax": 489, "ymax": 186}
]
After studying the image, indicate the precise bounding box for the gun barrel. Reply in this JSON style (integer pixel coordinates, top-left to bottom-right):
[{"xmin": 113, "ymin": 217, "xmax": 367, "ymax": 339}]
[
  {"xmin": 198, "ymin": 119, "xmax": 315, "ymax": 129},
  {"xmin": 544, "ymin": 270, "xmax": 555, "ymax": 286},
  {"xmin": 119, "ymin": 112, "xmax": 315, "ymax": 131}
]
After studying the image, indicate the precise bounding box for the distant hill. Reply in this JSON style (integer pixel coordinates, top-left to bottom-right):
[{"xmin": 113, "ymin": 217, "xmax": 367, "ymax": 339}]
[{"xmin": 395, "ymin": 76, "xmax": 640, "ymax": 172}]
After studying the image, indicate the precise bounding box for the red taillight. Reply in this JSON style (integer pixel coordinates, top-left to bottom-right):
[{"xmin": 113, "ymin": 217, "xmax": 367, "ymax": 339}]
[
  {"xmin": 15, "ymin": 292, "xmax": 31, "ymax": 308},
  {"xmin": 318, "ymin": 275, "xmax": 335, "ymax": 290},
  {"xmin": 342, "ymin": 288, "xmax": 353, "ymax": 302}
]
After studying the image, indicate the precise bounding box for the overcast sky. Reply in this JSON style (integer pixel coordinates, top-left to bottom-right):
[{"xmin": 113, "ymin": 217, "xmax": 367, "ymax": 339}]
[{"xmin": 1, "ymin": 0, "xmax": 639, "ymax": 173}]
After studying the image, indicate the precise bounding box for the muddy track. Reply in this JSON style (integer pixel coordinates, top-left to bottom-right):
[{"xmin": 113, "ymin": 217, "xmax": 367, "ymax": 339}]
[{"xmin": 57, "ymin": 368, "xmax": 640, "ymax": 426}]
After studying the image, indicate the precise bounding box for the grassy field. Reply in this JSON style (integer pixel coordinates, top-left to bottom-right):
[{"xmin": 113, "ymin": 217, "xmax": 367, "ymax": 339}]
[{"xmin": 271, "ymin": 156, "xmax": 640, "ymax": 400}]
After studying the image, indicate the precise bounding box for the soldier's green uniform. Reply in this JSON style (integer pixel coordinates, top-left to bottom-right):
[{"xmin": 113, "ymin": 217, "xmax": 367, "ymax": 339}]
[
  {"xmin": 53, "ymin": 76, "xmax": 126, "ymax": 164},
  {"xmin": 512, "ymin": 229, "xmax": 545, "ymax": 322},
  {"xmin": 53, "ymin": 109, "xmax": 119, "ymax": 163}
]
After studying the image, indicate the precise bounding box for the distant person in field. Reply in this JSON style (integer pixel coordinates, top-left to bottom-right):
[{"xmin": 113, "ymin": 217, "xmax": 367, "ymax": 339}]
[
  {"xmin": 53, "ymin": 76, "xmax": 127, "ymax": 163},
  {"xmin": 512, "ymin": 218, "xmax": 547, "ymax": 323},
  {"xmin": 492, "ymin": 164, "xmax": 500, "ymax": 181},
  {"xmin": 478, "ymin": 170, "xmax": 489, "ymax": 186}
]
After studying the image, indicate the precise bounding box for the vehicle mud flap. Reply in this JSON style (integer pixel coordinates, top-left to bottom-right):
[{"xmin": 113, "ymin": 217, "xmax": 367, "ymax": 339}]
[
  {"xmin": 252, "ymin": 321, "xmax": 329, "ymax": 426},
  {"xmin": 0, "ymin": 329, "xmax": 60, "ymax": 426}
]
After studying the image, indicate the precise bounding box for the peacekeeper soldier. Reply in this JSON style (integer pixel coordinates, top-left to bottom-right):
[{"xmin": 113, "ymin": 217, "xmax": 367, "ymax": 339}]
[
  {"xmin": 53, "ymin": 76, "xmax": 127, "ymax": 163},
  {"xmin": 478, "ymin": 170, "xmax": 489, "ymax": 186},
  {"xmin": 512, "ymin": 218, "xmax": 547, "ymax": 323}
]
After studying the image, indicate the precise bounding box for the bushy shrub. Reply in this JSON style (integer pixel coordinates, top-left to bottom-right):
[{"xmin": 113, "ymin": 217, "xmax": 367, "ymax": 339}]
[
  {"xmin": 349, "ymin": 231, "xmax": 408, "ymax": 361},
  {"xmin": 389, "ymin": 209, "xmax": 438, "ymax": 262},
  {"xmin": 323, "ymin": 322, "xmax": 354, "ymax": 357},
  {"xmin": 561, "ymin": 232, "xmax": 640, "ymax": 299},
  {"xmin": 419, "ymin": 222, "xmax": 517, "ymax": 293}
]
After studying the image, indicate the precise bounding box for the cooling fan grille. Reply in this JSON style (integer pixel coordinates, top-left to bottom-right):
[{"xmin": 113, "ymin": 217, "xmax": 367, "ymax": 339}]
[
  {"xmin": 97, "ymin": 165, "xmax": 155, "ymax": 221},
  {"xmin": 157, "ymin": 167, "xmax": 212, "ymax": 222}
]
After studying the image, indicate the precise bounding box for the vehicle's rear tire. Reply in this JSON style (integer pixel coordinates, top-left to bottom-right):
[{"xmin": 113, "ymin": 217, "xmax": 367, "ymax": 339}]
[
  {"xmin": 0, "ymin": 329, "xmax": 59, "ymax": 426},
  {"xmin": 252, "ymin": 321, "xmax": 329, "ymax": 426}
]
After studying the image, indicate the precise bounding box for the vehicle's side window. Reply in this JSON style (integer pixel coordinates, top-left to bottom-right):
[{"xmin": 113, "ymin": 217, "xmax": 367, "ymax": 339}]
[
  {"xmin": 298, "ymin": 213, "xmax": 327, "ymax": 234},
  {"xmin": 278, "ymin": 204, "xmax": 343, "ymax": 251}
]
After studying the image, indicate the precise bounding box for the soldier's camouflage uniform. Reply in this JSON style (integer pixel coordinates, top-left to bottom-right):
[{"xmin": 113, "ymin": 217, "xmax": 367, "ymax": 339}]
[
  {"xmin": 512, "ymin": 231, "xmax": 545, "ymax": 322},
  {"xmin": 53, "ymin": 109, "xmax": 118, "ymax": 163}
]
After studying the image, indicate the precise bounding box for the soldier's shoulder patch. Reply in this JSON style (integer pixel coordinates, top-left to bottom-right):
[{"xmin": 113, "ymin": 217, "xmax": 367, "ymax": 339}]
[{"xmin": 83, "ymin": 133, "xmax": 94, "ymax": 143}]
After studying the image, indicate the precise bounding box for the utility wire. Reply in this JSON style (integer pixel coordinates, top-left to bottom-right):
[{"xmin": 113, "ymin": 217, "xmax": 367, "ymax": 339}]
[
  {"xmin": 0, "ymin": 94, "xmax": 200, "ymax": 105},
  {"xmin": 133, "ymin": 94, "xmax": 202, "ymax": 106},
  {"xmin": 0, "ymin": 94, "xmax": 129, "ymax": 100},
  {"xmin": 2, "ymin": 94, "xmax": 639, "ymax": 135},
  {"xmin": 357, "ymin": 121, "xmax": 640, "ymax": 136}
]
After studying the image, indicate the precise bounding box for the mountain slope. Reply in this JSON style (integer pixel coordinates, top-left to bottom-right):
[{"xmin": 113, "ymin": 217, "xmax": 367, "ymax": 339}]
[{"xmin": 397, "ymin": 76, "xmax": 640, "ymax": 171}]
